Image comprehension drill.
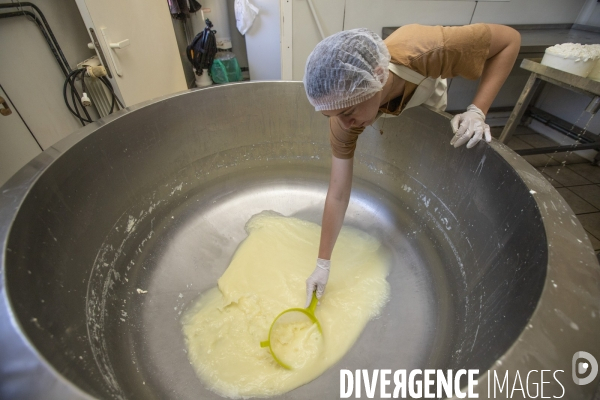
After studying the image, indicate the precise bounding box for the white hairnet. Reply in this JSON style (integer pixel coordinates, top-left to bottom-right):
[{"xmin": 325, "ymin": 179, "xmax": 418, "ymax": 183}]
[{"xmin": 303, "ymin": 28, "xmax": 390, "ymax": 111}]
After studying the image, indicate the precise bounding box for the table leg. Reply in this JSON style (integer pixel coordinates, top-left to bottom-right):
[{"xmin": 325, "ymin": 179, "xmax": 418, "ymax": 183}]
[{"xmin": 499, "ymin": 72, "xmax": 541, "ymax": 143}]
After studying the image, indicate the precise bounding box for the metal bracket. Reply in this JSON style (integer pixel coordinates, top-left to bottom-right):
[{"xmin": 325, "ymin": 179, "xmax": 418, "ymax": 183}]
[
  {"xmin": 585, "ymin": 96, "xmax": 600, "ymax": 115},
  {"xmin": 0, "ymin": 96, "xmax": 12, "ymax": 116},
  {"xmin": 89, "ymin": 28, "xmax": 112, "ymax": 79}
]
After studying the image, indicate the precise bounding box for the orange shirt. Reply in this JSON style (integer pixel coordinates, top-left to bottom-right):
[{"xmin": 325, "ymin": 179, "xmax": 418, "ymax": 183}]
[{"xmin": 329, "ymin": 23, "xmax": 492, "ymax": 159}]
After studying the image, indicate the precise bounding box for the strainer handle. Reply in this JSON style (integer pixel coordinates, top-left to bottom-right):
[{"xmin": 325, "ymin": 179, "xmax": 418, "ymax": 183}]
[{"xmin": 307, "ymin": 292, "xmax": 318, "ymax": 313}]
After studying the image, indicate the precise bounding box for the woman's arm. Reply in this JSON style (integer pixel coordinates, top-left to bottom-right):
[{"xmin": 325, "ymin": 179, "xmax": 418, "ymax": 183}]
[
  {"xmin": 451, "ymin": 24, "xmax": 521, "ymax": 148},
  {"xmin": 472, "ymin": 24, "xmax": 521, "ymax": 114},
  {"xmin": 318, "ymin": 155, "xmax": 354, "ymax": 259},
  {"xmin": 305, "ymin": 155, "xmax": 353, "ymax": 307}
]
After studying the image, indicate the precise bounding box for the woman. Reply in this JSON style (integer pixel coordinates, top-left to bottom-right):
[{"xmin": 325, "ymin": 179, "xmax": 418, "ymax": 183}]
[{"xmin": 303, "ymin": 23, "xmax": 521, "ymax": 307}]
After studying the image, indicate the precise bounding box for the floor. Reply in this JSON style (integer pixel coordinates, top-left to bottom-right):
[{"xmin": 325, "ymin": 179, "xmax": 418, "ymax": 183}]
[
  {"xmin": 493, "ymin": 126, "xmax": 600, "ymax": 400},
  {"xmin": 491, "ymin": 125, "xmax": 600, "ymax": 257}
]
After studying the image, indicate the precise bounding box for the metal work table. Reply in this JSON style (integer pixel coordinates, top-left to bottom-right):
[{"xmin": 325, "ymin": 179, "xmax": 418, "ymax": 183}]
[{"xmin": 498, "ymin": 58, "xmax": 600, "ymax": 161}]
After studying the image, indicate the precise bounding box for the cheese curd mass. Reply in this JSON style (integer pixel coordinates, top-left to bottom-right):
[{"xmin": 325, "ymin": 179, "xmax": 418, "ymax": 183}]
[{"xmin": 181, "ymin": 212, "xmax": 391, "ymax": 398}]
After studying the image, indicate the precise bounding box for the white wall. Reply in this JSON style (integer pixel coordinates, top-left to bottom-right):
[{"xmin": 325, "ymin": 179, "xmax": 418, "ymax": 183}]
[
  {"xmin": 190, "ymin": 0, "xmax": 232, "ymax": 46},
  {"xmin": 245, "ymin": 0, "xmax": 281, "ymax": 80},
  {"xmin": 576, "ymin": 0, "xmax": 600, "ymax": 27},
  {"xmin": 227, "ymin": 0, "xmax": 249, "ymax": 72},
  {"xmin": 590, "ymin": 7, "xmax": 600, "ymax": 27},
  {"xmin": 171, "ymin": 18, "xmax": 196, "ymax": 88},
  {"xmin": 0, "ymin": 0, "xmax": 94, "ymax": 149},
  {"xmin": 472, "ymin": 0, "xmax": 587, "ymax": 24},
  {"xmin": 344, "ymin": 1, "xmax": 475, "ymax": 32},
  {"xmin": 291, "ymin": 0, "xmax": 346, "ymax": 81},
  {"xmin": 289, "ymin": 0, "xmax": 589, "ymax": 80},
  {"xmin": 0, "ymin": 86, "xmax": 42, "ymax": 187}
]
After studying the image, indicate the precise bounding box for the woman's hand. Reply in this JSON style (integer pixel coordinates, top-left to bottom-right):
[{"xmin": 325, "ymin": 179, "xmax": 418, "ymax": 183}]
[
  {"xmin": 452, "ymin": 24, "xmax": 520, "ymax": 149},
  {"xmin": 450, "ymin": 104, "xmax": 491, "ymax": 148},
  {"xmin": 305, "ymin": 258, "xmax": 331, "ymax": 307}
]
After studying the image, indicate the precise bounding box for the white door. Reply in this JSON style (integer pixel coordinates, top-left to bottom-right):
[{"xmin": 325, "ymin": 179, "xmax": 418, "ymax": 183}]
[
  {"xmin": 245, "ymin": 0, "xmax": 281, "ymax": 80},
  {"xmin": 75, "ymin": 0, "xmax": 188, "ymax": 107},
  {"xmin": 0, "ymin": 86, "xmax": 42, "ymax": 187}
]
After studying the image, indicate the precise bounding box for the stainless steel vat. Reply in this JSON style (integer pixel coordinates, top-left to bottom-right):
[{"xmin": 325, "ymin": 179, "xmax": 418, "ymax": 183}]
[{"xmin": 1, "ymin": 82, "xmax": 599, "ymax": 399}]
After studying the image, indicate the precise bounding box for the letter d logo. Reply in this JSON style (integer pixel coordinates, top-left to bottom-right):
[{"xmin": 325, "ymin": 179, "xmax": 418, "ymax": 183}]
[{"xmin": 572, "ymin": 351, "xmax": 599, "ymax": 385}]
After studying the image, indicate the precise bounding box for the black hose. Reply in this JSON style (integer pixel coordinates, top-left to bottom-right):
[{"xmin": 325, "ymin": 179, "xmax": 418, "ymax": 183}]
[
  {"xmin": 100, "ymin": 76, "xmax": 123, "ymax": 111},
  {"xmin": 99, "ymin": 75, "xmax": 124, "ymax": 113},
  {"xmin": 63, "ymin": 68, "xmax": 92, "ymax": 125},
  {"xmin": 74, "ymin": 71, "xmax": 92, "ymax": 122},
  {"xmin": 69, "ymin": 85, "xmax": 84, "ymax": 125},
  {"xmin": 63, "ymin": 68, "xmax": 124, "ymax": 125},
  {"xmin": 0, "ymin": 2, "xmax": 71, "ymax": 73},
  {"xmin": 81, "ymin": 69, "xmax": 88, "ymax": 94},
  {"xmin": 22, "ymin": 2, "xmax": 71, "ymax": 72},
  {"xmin": 0, "ymin": 10, "xmax": 69, "ymax": 77},
  {"xmin": 1, "ymin": 3, "xmax": 123, "ymax": 124},
  {"xmin": 67, "ymin": 70, "xmax": 83, "ymax": 123}
]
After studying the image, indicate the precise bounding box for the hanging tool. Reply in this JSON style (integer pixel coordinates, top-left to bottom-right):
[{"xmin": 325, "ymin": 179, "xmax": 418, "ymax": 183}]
[{"xmin": 186, "ymin": 18, "xmax": 217, "ymax": 76}]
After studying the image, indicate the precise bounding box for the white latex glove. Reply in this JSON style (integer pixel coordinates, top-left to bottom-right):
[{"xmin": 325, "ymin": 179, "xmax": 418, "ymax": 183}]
[
  {"xmin": 305, "ymin": 258, "xmax": 330, "ymax": 308},
  {"xmin": 450, "ymin": 104, "xmax": 492, "ymax": 149}
]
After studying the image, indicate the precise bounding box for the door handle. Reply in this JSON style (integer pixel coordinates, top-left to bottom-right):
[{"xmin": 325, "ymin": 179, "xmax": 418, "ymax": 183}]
[
  {"xmin": 109, "ymin": 39, "xmax": 130, "ymax": 49},
  {"xmin": 0, "ymin": 96, "xmax": 12, "ymax": 116},
  {"xmin": 100, "ymin": 28, "xmax": 129, "ymax": 77}
]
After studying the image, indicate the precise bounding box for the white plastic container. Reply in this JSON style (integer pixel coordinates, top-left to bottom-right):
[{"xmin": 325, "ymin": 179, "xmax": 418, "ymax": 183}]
[
  {"xmin": 540, "ymin": 51, "xmax": 596, "ymax": 77},
  {"xmin": 588, "ymin": 59, "xmax": 600, "ymax": 82},
  {"xmin": 194, "ymin": 68, "xmax": 213, "ymax": 87},
  {"xmin": 586, "ymin": 44, "xmax": 600, "ymax": 81}
]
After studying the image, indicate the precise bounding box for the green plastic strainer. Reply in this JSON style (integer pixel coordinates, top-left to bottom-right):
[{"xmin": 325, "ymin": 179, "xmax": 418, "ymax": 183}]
[{"xmin": 260, "ymin": 293, "xmax": 323, "ymax": 369}]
